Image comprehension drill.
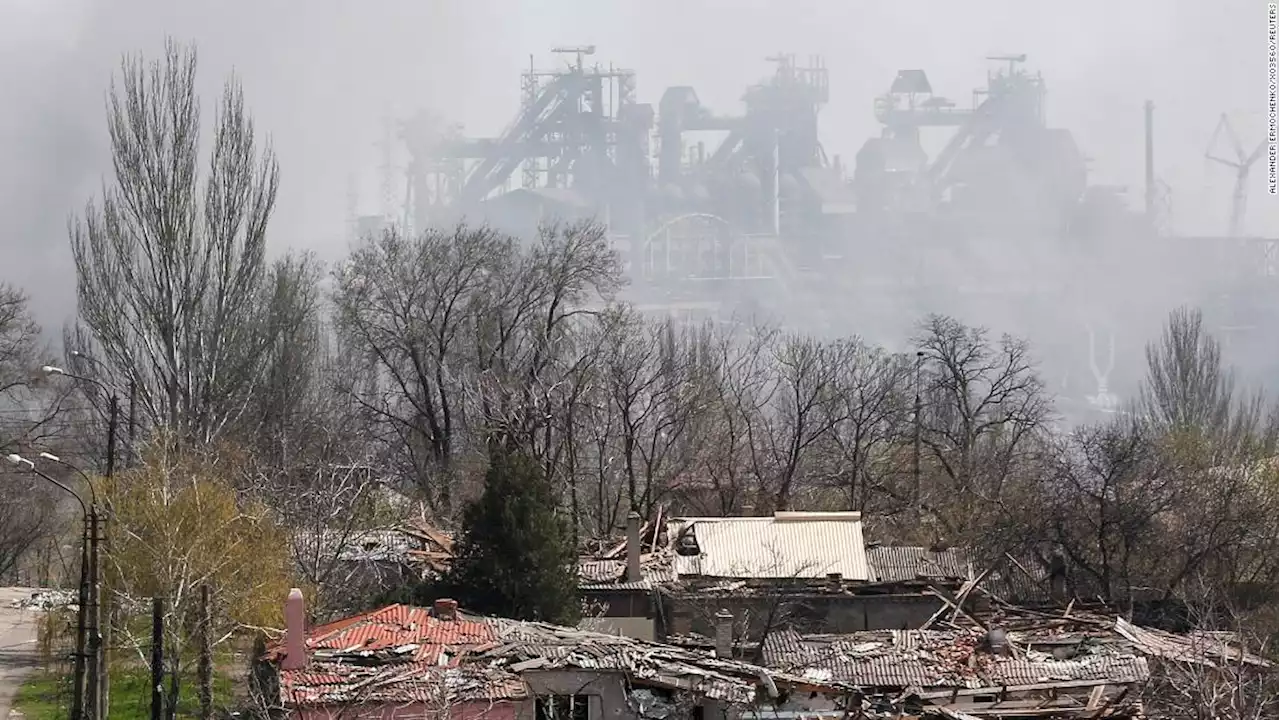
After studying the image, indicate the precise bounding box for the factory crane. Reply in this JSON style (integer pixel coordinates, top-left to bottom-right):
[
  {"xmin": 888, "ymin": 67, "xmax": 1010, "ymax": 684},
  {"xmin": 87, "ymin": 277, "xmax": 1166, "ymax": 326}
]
[{"xmin": 1205, "ymin": 113, "xmax": 1266, "ymax": 237}]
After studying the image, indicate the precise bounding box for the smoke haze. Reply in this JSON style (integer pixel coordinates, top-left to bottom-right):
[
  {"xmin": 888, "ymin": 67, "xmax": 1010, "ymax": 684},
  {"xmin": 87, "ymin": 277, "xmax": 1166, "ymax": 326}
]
[{"xmin": 1, "ymin": 0, "xmax": 1275, "ymax": 416}]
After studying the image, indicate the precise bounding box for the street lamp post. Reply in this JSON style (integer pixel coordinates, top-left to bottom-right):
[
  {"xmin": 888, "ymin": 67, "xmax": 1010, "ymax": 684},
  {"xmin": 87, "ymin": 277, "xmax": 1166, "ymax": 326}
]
[
  {"xmin": 41, "ymin": 365, "xmax": 115, "ymax": 720},
  {"xmin": 38, "ymin": 453, "xmax": 101, "ymax": 720},
  {"xmin": 41, "ymin": 366, "xmax": 118, "ymax": 478},
  {"xmin": 5, "ymin": 453, "xmax": 94, "ymax": 720}
]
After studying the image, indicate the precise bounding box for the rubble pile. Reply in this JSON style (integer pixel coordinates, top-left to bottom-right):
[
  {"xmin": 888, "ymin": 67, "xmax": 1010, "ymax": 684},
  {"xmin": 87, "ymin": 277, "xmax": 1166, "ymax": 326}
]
[{"xmin": 8, "ymin": 589, "xmax": 77, "ymax": 610}]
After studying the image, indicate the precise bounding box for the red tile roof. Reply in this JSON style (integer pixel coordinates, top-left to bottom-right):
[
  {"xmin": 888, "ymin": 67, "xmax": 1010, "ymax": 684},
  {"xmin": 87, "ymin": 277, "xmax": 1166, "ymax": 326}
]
[
  {"xmin": 306, "ymin": 604, "xmax": 494, "ymax": 662},
  {"xmin": 270, "ymin": 604, "xmax": 506, "ymax": 707},
  {"xmin": 269, "ymin": 603, "xmax": 846, "ymax": 709}
]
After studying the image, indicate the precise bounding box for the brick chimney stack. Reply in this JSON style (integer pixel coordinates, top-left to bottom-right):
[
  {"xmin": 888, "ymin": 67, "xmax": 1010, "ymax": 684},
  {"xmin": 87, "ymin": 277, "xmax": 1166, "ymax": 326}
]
[
  {"xmin": 714, "ymin": 609, "xmax": 734, "ymax": 659},
  {"xmin": 626, "ymin": 511, "xmax": 642, "ymax": 583},
  {"xmin": 282, "ymin": 588, "xmax": 307, "ymax": 670},
  {"xmin": 434, "ymin": 598, "xmax": 459, "ymax": 621}
]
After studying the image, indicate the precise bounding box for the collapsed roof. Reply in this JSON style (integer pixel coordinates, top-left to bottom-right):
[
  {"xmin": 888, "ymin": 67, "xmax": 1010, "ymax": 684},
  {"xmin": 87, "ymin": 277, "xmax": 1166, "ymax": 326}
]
[{"xmin": 265, "ymin": 602, "xmax": 853, "ymax": 710}]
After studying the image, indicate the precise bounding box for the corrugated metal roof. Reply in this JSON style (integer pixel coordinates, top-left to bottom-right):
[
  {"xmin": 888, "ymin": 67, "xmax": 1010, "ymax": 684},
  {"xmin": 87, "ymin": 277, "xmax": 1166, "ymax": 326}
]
[
  {"xmin": 577, "ymin": 553, "xmax": 676, "ymax": 590},
  {"xmin": 1114, "ymin": 617, "xmax": 1271, "ymax": 668},
  {"xmin": 762, "ymin": 627, "xmax": 1151, "ymax": 690},
  {"xmin": 865, "ymin": 546, "xmax": 973, "ymax": 583},
  {"xmin": 668, "ymin": 512, "xmax": 870, "ymax": 581}
]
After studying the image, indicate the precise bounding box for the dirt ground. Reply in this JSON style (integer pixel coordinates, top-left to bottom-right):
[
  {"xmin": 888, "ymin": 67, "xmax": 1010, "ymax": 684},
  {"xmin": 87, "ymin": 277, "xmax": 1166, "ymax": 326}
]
[{"xmin": 0, "ymin": 588, "xmax": 41, "ymax": 719}]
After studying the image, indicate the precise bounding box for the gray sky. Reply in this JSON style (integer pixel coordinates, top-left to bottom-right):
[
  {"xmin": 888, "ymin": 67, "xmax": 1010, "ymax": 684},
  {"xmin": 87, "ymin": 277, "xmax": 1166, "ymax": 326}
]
[{"xmin": 0, "ymin": 0, "xmax": 1275, "ymax": 335}]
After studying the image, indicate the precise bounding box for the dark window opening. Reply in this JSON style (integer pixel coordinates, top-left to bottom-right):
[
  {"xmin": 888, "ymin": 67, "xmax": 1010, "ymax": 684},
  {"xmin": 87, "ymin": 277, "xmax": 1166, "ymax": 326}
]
[{"xmin": 537, "ymin": 695, "xmax": 590, "ymax": 720}]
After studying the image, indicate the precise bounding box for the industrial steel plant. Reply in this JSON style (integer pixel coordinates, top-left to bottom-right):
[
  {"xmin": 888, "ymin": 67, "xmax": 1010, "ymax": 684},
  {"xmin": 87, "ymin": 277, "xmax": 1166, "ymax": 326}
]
[{"xmin": 353, "ymin": 47, "xmax": 1276, "ymax": 416}]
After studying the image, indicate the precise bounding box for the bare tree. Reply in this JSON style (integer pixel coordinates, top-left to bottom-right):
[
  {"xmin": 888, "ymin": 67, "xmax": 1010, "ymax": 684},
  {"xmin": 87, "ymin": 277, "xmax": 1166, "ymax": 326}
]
[
  {"xmin": 68, "ymin": 39, "xmax": 313, "ymax": 446},
  {"xmin": 823, "ymin": 343, "xmax": 913, "ymax": 513},
  {"xmin": 264, "ymin": 461, "xmax": 385, "ymax": 618},
  {"xmin": 0, "ymin": 469, "xmax": 57, "ymax": 582},
  {"xmin": 746, "ymin": 335, "xmax": 854, "ymax": 512},
  {"xmin": 911, "ymin": 314, "xmax": 1051, "ymax": 543},
  {"xmin": 1040, "ymin": 416, "xmax": 1178, "ymax": 605},
  {"xmin": 333, "ymin": 220, "xmax": 622, "ymax": 517},
  {"xmin": 1142, "ymin": 307, "xmax": 1235, "ymax": 433},
  {"xmin": 466, "ymin": 220, "xmax": 623, "ymax": 456},
  {"xmin": 333, "ymin": 224, "xmax": 506, "ymax": 510},
  {"xmin": 0, "ymin": 285, "xmax": 64, "ymax": 581},
  {"xmin": 242, "ymin": 253, "xmax": 326, "ymax": 464},
  {"xmin": 599, "ymin": 310, "xmax": 708, "ymax": 515},
  {"xmin": 1141, "ymin": 307, "xmax": 1273, "ymax": 461},
  {"xmin": 0, "ymin": 285, "xmax": 69, "ymax": 451},
  {"xmin": 685, "ymin": 323, "xmax": 776, "ymax": 516}
]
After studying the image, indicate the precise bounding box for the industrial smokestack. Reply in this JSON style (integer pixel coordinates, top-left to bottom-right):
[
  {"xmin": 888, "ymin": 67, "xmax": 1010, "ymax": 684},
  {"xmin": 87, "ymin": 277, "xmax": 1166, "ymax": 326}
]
[
  {"xmin": 1144, "ymin": 100, "xmax": 1155, "ymax": 230},
  {"xmin": 715, "ymin": 609, "xmax": 734, "ymax": 659},
  {"xmin": 283, "ymin": 588, "xmax": 306, "ymax": 670},
  {"xmin": 771, "ymin": 129, "xmax": 781, "ymax": 236},
  {"xmin": 626, "ymin": 511, "xmax": 642, "ymax": 583}
]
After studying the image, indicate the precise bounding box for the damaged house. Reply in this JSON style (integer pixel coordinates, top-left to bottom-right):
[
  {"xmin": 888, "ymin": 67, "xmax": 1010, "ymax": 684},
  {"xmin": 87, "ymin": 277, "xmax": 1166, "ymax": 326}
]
[
  {"xmin": 577, "ymin": 510, "xmax": 1164, "ymax": 647},
  {"xmin": 759, "ymin": 608, "xmax": 1273, "ymax": 719},
  {"xmin": 290, "ymin": 521, "xmax": 456, "ymax": 615},
  {"xmin": 255, "ymin": 589, "xmax": 857, "ymax": 720},
  {"xmin": 579, "ymin": 511, "xmax": 982, "ymax": 645}
]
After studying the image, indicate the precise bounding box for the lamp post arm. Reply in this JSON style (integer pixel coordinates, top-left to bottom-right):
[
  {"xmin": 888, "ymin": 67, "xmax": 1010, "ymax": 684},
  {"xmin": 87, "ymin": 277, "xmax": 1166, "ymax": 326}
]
[
  {"xmin": 54, "ymin": 369, "xmax": 113, "ymax": 398},
  {"xmin": 43, "ymin": 456, "xmax": 101, "ymax": 507},
  {"xmin": 29, "ymin": 467, "xmax": 90, "ymax": 522}
]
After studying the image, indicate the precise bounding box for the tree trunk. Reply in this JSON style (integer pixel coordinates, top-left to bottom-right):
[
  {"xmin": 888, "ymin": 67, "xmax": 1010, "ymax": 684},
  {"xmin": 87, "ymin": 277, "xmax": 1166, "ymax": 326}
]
[{"xmin": 198, "ymin": 585, "xmax": 212, "ymax": 720}]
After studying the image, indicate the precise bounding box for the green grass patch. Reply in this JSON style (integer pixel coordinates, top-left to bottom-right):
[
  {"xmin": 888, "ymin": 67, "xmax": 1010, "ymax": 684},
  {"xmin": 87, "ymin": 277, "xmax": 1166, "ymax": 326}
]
[
  {"xmin": 14, "ymin": 666, "xmax": 236, "ymax": 720},
  {"xmin": 12, "ymin": 672, "xmax": 70, "ymax": 720}
]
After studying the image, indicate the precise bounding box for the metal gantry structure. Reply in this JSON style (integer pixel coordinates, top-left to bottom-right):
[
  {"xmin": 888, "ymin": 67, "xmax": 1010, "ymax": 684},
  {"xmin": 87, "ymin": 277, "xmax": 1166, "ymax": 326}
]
[
  {"xmin": 1205, "ymin": 113, "xmax": 1268, "ymax": 238},
  {"xmin": 382, "ymin": 47, "xmax": 1276, "ymax": 403}
]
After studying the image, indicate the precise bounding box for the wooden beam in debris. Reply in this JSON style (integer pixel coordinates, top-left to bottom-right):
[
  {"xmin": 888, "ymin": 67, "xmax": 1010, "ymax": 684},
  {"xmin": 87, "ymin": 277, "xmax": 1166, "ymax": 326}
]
[
  {"xmin": 1084, "ymin": 685, "xmax": 1104, "ymax": 710},
  {"xmin": 938, "ymin": 706, "xmax": 1088, "ymax": 717},
  {"xmin": 946, "ymin": 567, "xmax": 993, "ymax": 624},
  {"xmin": 915, "ymin": 679, "xmax": 1128, "ymax": 701},
  {"xmin": 925, "ymin": 582, "xmax": 987, "ymax": 630},
  {"xmin": 1084, "ymin": 687, "xmax": 1131, "ymax": 719},
  {"xmin": 650, "ymin": 505, "xmax": 665, "ymax": 553}
]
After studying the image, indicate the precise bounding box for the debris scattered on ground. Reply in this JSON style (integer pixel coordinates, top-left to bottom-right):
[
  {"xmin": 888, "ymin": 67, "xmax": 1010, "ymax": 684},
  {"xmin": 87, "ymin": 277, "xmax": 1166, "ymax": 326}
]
[{"xmin": 8, "ymin": 589, "xmax": 77, "ymax": 611}]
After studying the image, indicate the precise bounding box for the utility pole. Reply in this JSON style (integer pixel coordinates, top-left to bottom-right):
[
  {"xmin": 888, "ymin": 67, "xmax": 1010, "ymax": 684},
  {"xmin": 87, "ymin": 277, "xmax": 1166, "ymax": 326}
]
[
  {"xmin": 912, "ymin": 351, "xmax": 924, "ymax": 497},
  {"xmin": 4, "ymin": 454, "xmax": 91, "ymax": 720},
  {"xmin": 198, "ymin": 586, "xmax": 212, "ymax": 720},
  {"xmin": 33, "ymin": 366, "xmax": 116, "ymax": 720},
  {"xmin": 94, "ymin": 396, "xmax": 117, "ymax": 720},
  {"xmin": 85, "ymin": 508, "xmax": 101, "ymax": 720},
  {"xmin": 70, "ymin": 519, "xmax": 90, "ymax": 720},
  {"xmin": 127, "ymin": 381, "xmax": 137, "ymax": 467},
  {"xmin": 105, "ymin": 396, "xmax": 118, "ymax": 478},
  {"xmin": 150, "ymin": 597, "xmax": 165, "ymax": 720}
]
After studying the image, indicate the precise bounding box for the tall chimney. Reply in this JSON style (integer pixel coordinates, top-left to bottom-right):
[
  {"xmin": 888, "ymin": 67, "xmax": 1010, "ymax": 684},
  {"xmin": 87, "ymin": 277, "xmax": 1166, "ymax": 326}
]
[
  {"xmin": 1049, "ymin": 550, "xmax": 1068, "ymax": 603},
  {"xmin": 1144, "ymin": 100, "xmax": 1155, "ymax": 230},
  {"xmin": 433, "ymin": 598, "xmax": 459, "ymax": 621},
  {"xmin": 714, "ymin": 609, "xmax": 734, "ymax": 659},
  {"xmin": 283, "ymin": 588, "xmax": 306, "ymax": 670},
  {"xmin": 626, "ymin": 511, "xmax": 642, "ymax": 583}
]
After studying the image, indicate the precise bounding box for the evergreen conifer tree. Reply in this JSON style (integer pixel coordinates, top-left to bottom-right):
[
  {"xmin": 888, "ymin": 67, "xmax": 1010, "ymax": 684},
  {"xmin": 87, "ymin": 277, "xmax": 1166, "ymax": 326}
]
[{"xmin": 445, "ymin": 451, "xmax": 580, "ymax": 624}]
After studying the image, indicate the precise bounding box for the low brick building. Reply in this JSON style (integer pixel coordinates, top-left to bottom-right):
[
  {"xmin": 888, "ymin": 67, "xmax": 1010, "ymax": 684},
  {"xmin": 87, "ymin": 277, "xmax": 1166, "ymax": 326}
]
[
  {"xmin": 578, "ymin": 511, "xmax": 975, "ymax": 647},
  {"xmin": 255, "ymin": 589, "xmax": 855, "ymax": 720}
]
